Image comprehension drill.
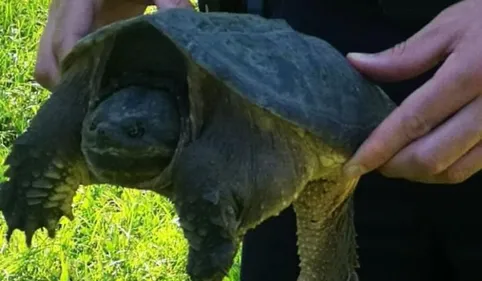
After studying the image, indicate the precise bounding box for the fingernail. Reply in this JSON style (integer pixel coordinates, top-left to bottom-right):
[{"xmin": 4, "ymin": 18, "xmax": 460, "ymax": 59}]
[
  {"xmin": 343, "ymin": 164, "xmax": 367, "ymax": 178},
  {"xmin": 347, "ymin": 52, "xmax": 376, "ymax": 63}
]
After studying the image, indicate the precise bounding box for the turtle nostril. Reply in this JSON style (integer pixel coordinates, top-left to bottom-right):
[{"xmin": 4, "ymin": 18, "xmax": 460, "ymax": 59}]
[
  {"xmin": 89, "ymin": 119, "xmax": 99, "ymax": 131},
  {"xmin": 92, "ymin": 123, "xmax": 115, "ymax": 147},
  {"xmin": 125, "ymin": 121, "xmax": 145, "ymax": 138},
  {"xmin": 98, "ymin": 127, "xmax": 106, "ymax": 137}
]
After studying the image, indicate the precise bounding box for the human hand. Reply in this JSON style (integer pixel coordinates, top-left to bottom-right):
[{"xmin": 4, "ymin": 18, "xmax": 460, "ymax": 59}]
[
  {"xmin": 34, "ymin": 0, "xmax": 193, "ymax": 90},
  {"xmin": 343, "ymin": 0, "xmax": 482, "ymax": 184}
]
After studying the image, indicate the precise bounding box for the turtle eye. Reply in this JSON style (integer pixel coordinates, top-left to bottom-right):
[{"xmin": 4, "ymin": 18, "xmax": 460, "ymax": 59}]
[{"xmin": 126, "ymin": 121, "xmax": 145, "ymax": 138}]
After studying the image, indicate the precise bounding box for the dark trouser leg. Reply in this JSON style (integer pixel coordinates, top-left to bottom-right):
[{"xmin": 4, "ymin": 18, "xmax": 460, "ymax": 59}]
[
  {"xmin": 354, "ymin": 173, "xmax": 450, "ymax": 281},
  {"xmin": 240, "ymin": 207, "xmax": 300, "ymax": 281},
  {"xmin": 432, "ymin": 172, "xmax": 482, "ymax": 281}
]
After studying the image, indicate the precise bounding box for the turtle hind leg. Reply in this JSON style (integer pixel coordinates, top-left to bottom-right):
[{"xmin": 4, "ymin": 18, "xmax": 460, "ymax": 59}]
[{"xmin": 293, "ymin": 178, "xmax": 360, "ymax": 281}]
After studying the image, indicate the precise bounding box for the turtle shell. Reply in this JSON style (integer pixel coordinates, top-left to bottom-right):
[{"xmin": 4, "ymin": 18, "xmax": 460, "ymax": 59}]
[{"xmin": 64, "ymin": 8, "xmax": 397, "ymax": 155}]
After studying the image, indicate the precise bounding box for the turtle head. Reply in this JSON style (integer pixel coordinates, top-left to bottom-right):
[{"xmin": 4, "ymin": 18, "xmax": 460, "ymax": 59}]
[{"xmin": 81, "ymin": 85, "xmax": 180, "ymax": 187}]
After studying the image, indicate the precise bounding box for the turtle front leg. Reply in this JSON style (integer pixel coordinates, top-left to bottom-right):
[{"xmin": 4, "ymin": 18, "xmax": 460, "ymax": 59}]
[
  {"xmin": 0, "ymin": 73, "xmax": 94, "ymax": 246},
  {"xmin": 293, "ymin": 177, "xmax": 360, "ymax": 281}
]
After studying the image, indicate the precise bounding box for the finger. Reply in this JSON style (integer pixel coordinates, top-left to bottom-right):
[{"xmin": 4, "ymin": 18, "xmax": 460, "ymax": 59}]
[
  {"xmin": 52, "ymin": 0, "xmax": 95, "ymax": 64},
  {"xmin": 344, "ymin": 52, "xmax": 480, "ymax": 178},
  {"xmin": 347, "ymin": 17, "xmax": 455, "ymax": 82},
  {"xmin": 412, "ymin": 141, "xmax": 482, "ymax": 184},
  {"xmin": 379, "ymin": 95, "xmax": 482, "ymax": 180},
  {"xmin": 34, "ymin": 1, "xmax": 61, "ymax": 90},
  {"xmin": 440, "ymin": 140, "xmax": 482, "ymax": 184}
]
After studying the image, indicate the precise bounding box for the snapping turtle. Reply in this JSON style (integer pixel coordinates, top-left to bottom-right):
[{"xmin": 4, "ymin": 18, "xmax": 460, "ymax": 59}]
[{"xmin": 0, "ymin": 8, "xmax": 396, "ymax": 281}]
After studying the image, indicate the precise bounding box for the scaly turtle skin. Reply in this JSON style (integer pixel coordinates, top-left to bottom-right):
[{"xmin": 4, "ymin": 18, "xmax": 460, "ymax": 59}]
[{"xmin": 0, "ymin": 9, "xmax": 397, "ymax": 281}]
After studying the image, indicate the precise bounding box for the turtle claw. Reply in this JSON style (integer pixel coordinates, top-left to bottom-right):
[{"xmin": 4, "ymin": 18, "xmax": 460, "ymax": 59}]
[
  {"xmin": 24, "ymin": 216, "xmax": 43, "ymax": 247},
  {"xmin": 1, "ymin": 177, "xmax": 74, "ymax": 247},
  {"xmin": 65, "ymin": 211, "xmax": 74, "ymax": 221},
  {"xmin": 0, "ymin": 149, "xmax": 84, "ymax": 247},
  {"xmin": 25, "ymin": 230, "xmax": 34, "ymax": 248},
  {"xmin": 6, "ymin": 226, "xmax": 14, "ymax": 243},
  {"xmin": 47, "ymin": 227, "xmax": 57, "ymax": 239},
  {"xmin": 45, "ymin": 216, "xmax": 59, "ymax": 239},
  {"xmin": 4, "ymin": 210, "xmax": 61, "ymax": 246}
]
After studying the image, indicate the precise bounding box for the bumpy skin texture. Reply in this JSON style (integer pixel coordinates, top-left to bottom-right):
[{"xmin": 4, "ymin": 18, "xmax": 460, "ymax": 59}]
[
  {"xmin": 0, "ymin": 57, "xmax": 98, "ymax": 245},
  {"xmin": 0, "ymin": 9, "xmax": 398, "ymax": 281},
  {"xmin": 294, "ymin": 180, "xmax": 360, "ymax": 281}
]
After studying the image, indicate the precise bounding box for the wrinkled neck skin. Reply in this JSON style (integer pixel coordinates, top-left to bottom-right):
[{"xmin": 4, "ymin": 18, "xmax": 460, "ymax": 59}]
[
  {"xmin": 146, "ymin": 75, "xmax": 196, "ymax": 197},
  {"xmin": 137, "ymin": 89, "xmax": 192, "ymax": 198},
  {"xmin": 138, "ymin": 118, "xmax": 192, "ymax": 197}
]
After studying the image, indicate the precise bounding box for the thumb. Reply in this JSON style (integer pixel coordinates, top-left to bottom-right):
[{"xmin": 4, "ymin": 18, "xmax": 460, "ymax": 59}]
[{"xmin": 346, "ymin": 24, "xmax": 454, "ymax": 82}]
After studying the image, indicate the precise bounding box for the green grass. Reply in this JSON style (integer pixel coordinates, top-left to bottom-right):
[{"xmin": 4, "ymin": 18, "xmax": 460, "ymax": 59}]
[{"xmin": 0, "ymin": 1, "xmax": 240, "ymax": 280}]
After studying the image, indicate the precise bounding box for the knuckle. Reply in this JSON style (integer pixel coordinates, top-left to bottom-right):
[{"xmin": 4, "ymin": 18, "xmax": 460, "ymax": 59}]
[
  {"xmin": 436, "ymin": 57, "xmax": 475, "ymax": 91},
  {"xmin": 379, "ymin": 167, "xmax": 398, "ymax": 179},
  {"xmin": 443, "ymin": 169, "xmax": 469, "ymax": 184},
  {"xmin": 362, "ymin": 139, "xmax": 392, "ymax": 169},
  {"xmin": 401, "ymin": 113, "xmax": 431, "ymax": 141},
  {"xmin": 411, "ymin": 152, "xmax": 444, "ymax": 175},
  {"xmin": 51, "ymin": 37, "xmax": 63, "ymax": 60},
  {"xmin": 33, "ymin": 65, "xmax": 54, "ymax": 90},
  {"xmin": 389, "ymin": 41, "xmax": 408, "ymax": 57},
  {"xmin": 34, "ymin": 67, "xmax": 49, "ymax": 86}
]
